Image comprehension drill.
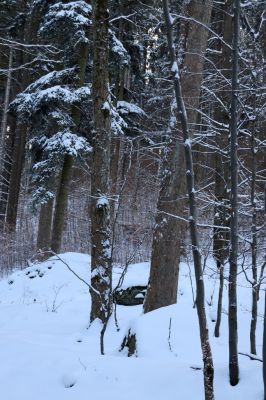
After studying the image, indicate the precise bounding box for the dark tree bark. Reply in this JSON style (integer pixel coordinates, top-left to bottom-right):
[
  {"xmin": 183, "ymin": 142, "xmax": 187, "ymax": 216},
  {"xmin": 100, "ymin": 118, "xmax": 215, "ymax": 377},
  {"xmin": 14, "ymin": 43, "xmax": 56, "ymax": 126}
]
[
  {"xmin": 144, "ymin": 0, "xmax": 213, "ymax": 313},
  {"xmin": 161, "ymin": 1, "xmax": 214, "ymax": 399},
  {"xmin": 51, "ymin": 37, "xmax": 89, "ymax": 253},
  {"xmin": 228, "ymin": 0, "xmax": 240, "ymax": 386},
  {"xmin": 90, "ymin": 0, "xmax": 112, "ymax": 334},
  {"xmin": 36, "ymin": 198, "xmax": 54, "ymax": 256},
  {"xmin": 213, "ymin": 1, "xmax": 232, "ymax": 338},
  {"xmin": 51, "ymin": 154, "xmax": 73, "ymax": 253},
  {"xmin": 4, "ymin": 1, "xmax": 48, "ymax": 232},
  {"xmin": 214, "ymin": 261, "xmax": 224, "ymax": 338},
  {"xmin": 263, "ymin": 288, "xmax": 266, "ymax": 400},
  {"xmin": 250, "ymin": 119, "xmax": 258, "ymax": 355},
  {"xmin": 5, "ymin": 123, "xmax": 28, "ymax": 231},
  {"xmin": 0, "ymin": 47, "xmax": 14, "ymax": 228}
]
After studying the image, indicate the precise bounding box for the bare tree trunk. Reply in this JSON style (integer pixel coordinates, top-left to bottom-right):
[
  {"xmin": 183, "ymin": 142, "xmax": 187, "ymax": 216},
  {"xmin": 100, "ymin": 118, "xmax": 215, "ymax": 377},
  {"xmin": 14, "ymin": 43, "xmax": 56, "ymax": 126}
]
[
  {"xmin": 36, "ymin": 198, "xmax": 54, "ymax": 256},
  {"xmin": 51, "ymin": 155, "xmax": 73, "ymax": 252},
  {"xmin": 228, "ymin": 0, "xmax": 240, "ymax": 386},
  {"xmin": 263, "ymin": 287, "xmax": 266, "ymax": 400},
  {"xmin": 214, "ymin": 262, "xmax": 224, "ymax": 338},
  {"xmin": 0, "ymin": 47, "xmax": 13, "ymax": 227},
  {"xmin": 250, "ymin": 118, "xmax": 258, "ymax": 355},
  {"xmin": 212, "ymin": 1, "xmax": 232, "ymax": 338},
  {"xmin": 5, "ymin": 124, "xmax": 28, "ymax": 231},
  {"xmin": 161, "ymin": 1, "xmax": 214, "ymax": 398},
  {"xmin": 4, "ymin": 8, "xmax": 37, "ymax": 232},
  {"xmin": 90, "ymin": 0, "xmax": 112, "ymax": 337},
  {"xmin": 144, "ymin": 0, "xmax": 213, "ymax": 313}
]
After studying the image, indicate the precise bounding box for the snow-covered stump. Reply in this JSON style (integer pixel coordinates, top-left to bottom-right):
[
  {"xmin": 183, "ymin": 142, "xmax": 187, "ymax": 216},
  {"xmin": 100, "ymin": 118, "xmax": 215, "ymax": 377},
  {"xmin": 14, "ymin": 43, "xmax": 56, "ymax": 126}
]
[{"xmin": 120, "ymin": 329, "xmax": 137, "ymax": 357}]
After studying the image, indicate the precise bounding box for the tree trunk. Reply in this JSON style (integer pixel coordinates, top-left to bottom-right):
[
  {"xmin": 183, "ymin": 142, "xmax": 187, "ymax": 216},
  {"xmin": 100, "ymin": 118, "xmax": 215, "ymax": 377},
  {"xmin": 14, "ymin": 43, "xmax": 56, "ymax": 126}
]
[
  {"xmin": 144, "ymin": 0, "xmax": 213, "ymax": 313},
  {"xmin": 212, "ymin": 1, "xmax": 232, "ymax": 337},
  {"xmin": 161, "ymin": 1, "xmax": 214, "ymax": 399},
  {"xmin": 51, "ymin": 38, "xmax": 89, "ymax": 252},
  {"xmin": 90, "ymin": 0, "xmax": 112, "ymax": 332},
  {"xmin": 263, "ymin": 288, "xmax": 266, "ymax": 400},
  {"xmin": 228, "ymin": 0, "xmax": 240, "ymax": 386},
  {"xmin": 36, "ymin": 198, "xmax": 54, "ymax": 256},
  {"xmin": 5, "ymin": 124, "xmax": 28, "ymax": 231},
  {"xmin": 0, "ymin": 47, "xmax": 14, "ymax": 227},
  {"xmin": 51, "ymin": 155, "xmax": 73, "ymax": 252},
  {"xmin": 214, "ymin": 262, "xmax": 224, "ymax": 338}
]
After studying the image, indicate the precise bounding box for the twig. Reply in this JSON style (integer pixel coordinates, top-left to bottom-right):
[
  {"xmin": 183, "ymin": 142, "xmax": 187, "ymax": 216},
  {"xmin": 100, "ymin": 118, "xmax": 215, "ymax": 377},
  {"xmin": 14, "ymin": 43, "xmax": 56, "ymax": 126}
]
[{"xmin": 239, "ymin": 352, "xmax": 262, "ymax": 362}]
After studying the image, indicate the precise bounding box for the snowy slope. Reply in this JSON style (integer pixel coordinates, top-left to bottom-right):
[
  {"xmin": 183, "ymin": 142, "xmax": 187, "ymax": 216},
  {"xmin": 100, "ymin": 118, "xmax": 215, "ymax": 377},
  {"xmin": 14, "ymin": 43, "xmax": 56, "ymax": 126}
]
[{"xmin": 0, "ymin": 252, "xmax": 263, "ymax": 400}]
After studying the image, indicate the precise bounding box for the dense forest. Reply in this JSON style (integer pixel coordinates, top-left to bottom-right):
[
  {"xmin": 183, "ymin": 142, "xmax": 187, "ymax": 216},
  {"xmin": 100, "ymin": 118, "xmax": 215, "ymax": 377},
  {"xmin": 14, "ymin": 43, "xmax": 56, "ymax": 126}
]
[{"xmin": 0, "ymin": 1, "xmax": 265, "ymax": 399}]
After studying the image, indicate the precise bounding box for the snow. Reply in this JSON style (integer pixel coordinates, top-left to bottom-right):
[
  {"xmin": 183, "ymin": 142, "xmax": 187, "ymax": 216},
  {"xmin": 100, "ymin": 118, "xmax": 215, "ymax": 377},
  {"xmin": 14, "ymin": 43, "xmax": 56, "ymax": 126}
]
[
  {"xmin": 117, "ymin": 101, "xmax": 146, "ymax": 116},
  {"xmin": 44, "ymin": 130, "xmax": 91, "ymax": 156},
  {"xmin": 96, "ymin": 195, "xmax": 109, "ymax": 207},
  {"xmin": 0, "ymin": 252, "xmax": 264, "ymax": 400},
  {"xmin": 171, "ymin": 61, "xmax": 180, "ymax": 79},
  {"xmin": 41, "ymin": 1, "xmax": 92, "ymax": 33},
  {"xmin": 12, "ymin": 85, "xmax": 91, "ymax": 116},
  {"xmin": 110, "ymin": 31, "xmax": 130, "ymax": 65}
]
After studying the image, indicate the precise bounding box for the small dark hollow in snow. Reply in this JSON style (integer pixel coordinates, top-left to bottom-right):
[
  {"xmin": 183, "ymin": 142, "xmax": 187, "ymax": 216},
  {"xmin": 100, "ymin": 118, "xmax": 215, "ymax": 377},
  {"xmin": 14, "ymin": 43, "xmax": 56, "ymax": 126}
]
[
  {"xmin": 8, "ymin": 280, "xmax": 14, "ymax": 285},
  {"xmin": 65, "ymin": 383, "xmax": 75, "ymax": 388},
  {"xmin": 62, "ymin": 374, "xmax": 77, "ymax": 389}
]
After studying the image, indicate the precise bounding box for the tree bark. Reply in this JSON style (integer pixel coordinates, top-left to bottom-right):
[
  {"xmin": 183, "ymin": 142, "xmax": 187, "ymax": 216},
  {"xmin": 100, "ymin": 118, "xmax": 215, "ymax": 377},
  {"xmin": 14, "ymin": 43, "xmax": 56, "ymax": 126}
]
[
  {"xmin": 161, "ymin": 1, "xmax": 214, "ymax": 399},
  {"xmin": 144, "ymin": 0, "xmax": 213, "ymax": 313},
  {"xmin": 36, "ymin": 198, "xmax": 54, "ymax": 256},
  {"xmin": 214, "ymin": 262, "xmax": 224, "ymax": 338},
  {"xmin": 212, "ymin": 1, "xmax": 232, "ymax": 338},
  {"xmin": 51, "ymin": 37, "xmax": 89, "ymax": 252},
  {"xmin": 90, "ymin": 0, "xmax": 112, "ymax": 331},
  {"xmin": 263, "ymin": 288, "xmax": 266, "ymax": 400},
  {"xmin": 228, "ymin": 0, "xmax": 240, "ymax": 386},
  {"xmin": 5, "ymin": 124, "xmax": 28, "ymax": 231},
  {"xmin": 0, "ymin": 47, "xmax": 14, "ymax": 227}
]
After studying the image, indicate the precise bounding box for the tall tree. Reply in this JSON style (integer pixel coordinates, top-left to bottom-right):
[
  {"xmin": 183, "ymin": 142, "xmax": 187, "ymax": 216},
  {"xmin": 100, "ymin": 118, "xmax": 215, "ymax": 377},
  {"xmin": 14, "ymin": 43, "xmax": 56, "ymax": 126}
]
[
  {"xmin": 162, "ymin": 0, "xmax": 214, "ymax": 398},
  {"xmin": 144, "ymin": 0, "xmax": 213, "ymax": 313},
  {"xmin": 212, "ymin": 1, "xmax": 232, "ymax": 338},
  {"xmin": 90, "ymin": 0, "xmax": 112, "ymax": 353},
  {"xmin": 228, "ymin": 0, "xmax": 240, "ymax": 386}
]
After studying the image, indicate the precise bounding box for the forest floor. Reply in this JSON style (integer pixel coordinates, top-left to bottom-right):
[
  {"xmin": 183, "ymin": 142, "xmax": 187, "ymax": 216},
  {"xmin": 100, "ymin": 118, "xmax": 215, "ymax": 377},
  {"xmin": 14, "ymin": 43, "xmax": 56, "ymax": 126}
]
[{"xmin": 0, "ymin": 252, "xmax": 263, "ymax": 399}]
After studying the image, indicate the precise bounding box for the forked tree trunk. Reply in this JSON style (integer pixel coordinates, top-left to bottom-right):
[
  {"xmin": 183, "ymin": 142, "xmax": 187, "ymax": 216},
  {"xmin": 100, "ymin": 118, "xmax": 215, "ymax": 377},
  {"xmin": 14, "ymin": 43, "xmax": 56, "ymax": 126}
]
[
  {"xmin": 90, "ymin": 0, "xmax": 112, "ymax": 338},
  {"xmin": 228, "ymin": 0, "xmax": 240, "ymax": 386},
  {"xmin": 162, "ymin": 1, "xmax": 214, "ymax": 399},
  {"xmin": 144, "ymin": 0, "xmax": 213, "ymax": 313}
]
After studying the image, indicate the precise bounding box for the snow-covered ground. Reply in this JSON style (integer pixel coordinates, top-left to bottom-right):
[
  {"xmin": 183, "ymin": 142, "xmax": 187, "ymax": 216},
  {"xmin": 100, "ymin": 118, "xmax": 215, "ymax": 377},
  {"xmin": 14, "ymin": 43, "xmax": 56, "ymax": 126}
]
[{"xmin": 0, "ymin": 252, "xmax": 263, "ymax": 399}]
